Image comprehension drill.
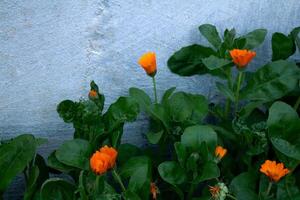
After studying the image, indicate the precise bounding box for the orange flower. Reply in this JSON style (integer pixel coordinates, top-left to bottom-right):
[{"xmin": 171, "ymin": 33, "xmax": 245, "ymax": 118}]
[
  {"xmin": 90, "ymin": 146, "xmax": 118, "ymax": 174},
  {"xmin": 215, "ymin": 146, "xmax": 227, "ymax": 159},
  {"xmin": 229, "ymin": 49, "xmax": 256, "ymax": 68},
  {"xmin": 209, "ymin": 185, "xmax": 220, "ymax": 199},
  {"xmin": 138, "ymin": 52, "xmax": 157, "ymax": 76},
  {"xmin": 89, "ymin": 90, "xmax": 97, "ymax": 98},
  {"xmin": 150, "ymin": 182, "xmax": 158, "ymax": 200},
  {"xmin": 260, "ymin": 160, "xmax": 290, "ymax": 182},
  {"xmin": 99, "ymin": 145, "xmax": 118, "ymax": 168}
]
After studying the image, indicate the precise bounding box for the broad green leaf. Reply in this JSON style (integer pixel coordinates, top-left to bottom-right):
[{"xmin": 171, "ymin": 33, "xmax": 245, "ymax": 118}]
[
  {"xmin": 158, "ymin": 161, "xmax": 186, "ymax": 185},
  {"xmin": 240, "ymin": 60, "xmax": 300, "ymax": 102},
  {"xmin": 56, "ymin": 139, "xmax": 92, "ymax": 170},
  {"xmin": 0, "ymin": 134, "xmax": 36, "ymax": 192},
  {"xmin": 239, "ymin": 29, "xmax": 267, "ymax": 49},
  {"xmin": 276, "ymin": 175, "xmax": 300, "ymax": 199},
  {"xmin": 40, "ymin": 178, "xmax": 75, "ymax": 200},
  {"xmin": 122, "ymin": 190, "xmax": 141, "ymax": 200},
  {"xmin": 24, "ymin": 166, "xmax": 39, "ymax": 200},
  {"xmin": 193, "ymin": 162, "xmax": 220, "ymax": 183},
  {"xmin": 230, "ymin": 172, "xmax": 259, "ymax": 200},
  {"xmin": 104, "ymin": 96, "xmax": 140, "ymax": 132},
  {"xmin": 129, "ymin": 87, "xmax": 151, "ymax": 110},
  {"xmin": 267, "ymin": 101, "xmax": 300, "ymax": 160},
  {"xmin": 181, "ymin": 125, "xmax": 217, "ymax": 152},
  {"xmin": 57, "ymin": 100, "xmax": 76, "ymax": 123},
  {"xmin": 146, "ymin": 130, "xmax": 163, "ymax": 144},
  {"xmin": 290, "ymin": 27, "xmax": 300, "ymax": 51},
  {"xmin": 216, "ymin": 82, "xmax": 235, "ymax": 101},
  {"xmin": 174, "ymin": 142, "xmax": 187, "ymax": 168},
  {"xmin": 167, "ymin": 44, "xmax": 216, "ymax": 76},
  {"xmin": 167, "ymin": 92, "xmax": 208, "ymax": 122},
  {"xmin": 118, "ymin": 144, "xmax": 141, "ymax": 165},
  {"xmin": 161, "ymin": 87, "xmax": 176, "ymax": 105},
  {"xmin": 202, "ymin": 55, "xmax": 231, "ymax": 70},
  {"xmin": 199, "ymin": 24, "xmax": 222, "ymax": 49},
  {"xmin": 47, "ymin": 151, "xmax": 74, "ymax": 173},
  {"xmin": 272, "ymin": 32, "xmax": 296, "ymax": 61}
]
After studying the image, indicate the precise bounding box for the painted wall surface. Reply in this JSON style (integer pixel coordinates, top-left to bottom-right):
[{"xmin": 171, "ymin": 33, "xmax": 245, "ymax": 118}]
[{"xmin": 1, "ymin": 0, "xmax": 300, "ymax": 198}]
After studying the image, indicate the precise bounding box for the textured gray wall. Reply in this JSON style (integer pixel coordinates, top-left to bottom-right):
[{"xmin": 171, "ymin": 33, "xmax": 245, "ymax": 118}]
[{"xmin": 1, "ymin": 0, "xmax": 300, "ymax": 199}]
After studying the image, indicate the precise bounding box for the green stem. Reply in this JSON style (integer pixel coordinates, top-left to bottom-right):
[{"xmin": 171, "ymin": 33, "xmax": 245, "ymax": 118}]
[
  {"xmin": 152, "ymin": 76, "xmax": 158, "ymax": 104},
  {"xmin": 294, "ymin": 96, "xmax": 300, "ymax": 111},
  {"xmin": 95, "ymin": 175, "xmax": 103, "ymax": 194},
  {"xmin": 227, "ymin": 194, "xmax": 238, "ymax": 200},
  {"xmin": 234, "ymin": 71, "xmax": 243, "ymax": 113},
  {"xmin": 187, "ymin": 184, "xmax": 195, "ymax": 200},
  {"xmin": 112, "ymin": 169, "xmax": 126, "ymax": 192},
  {"xmin": 266, "ymin": 182, "xmax": 273, "ymax": 196}
]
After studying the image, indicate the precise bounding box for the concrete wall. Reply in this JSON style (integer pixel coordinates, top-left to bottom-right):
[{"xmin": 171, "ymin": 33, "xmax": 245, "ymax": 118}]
[{"xmin": 1, "ymin": 0, "xmax": 300, "ymax": 198}]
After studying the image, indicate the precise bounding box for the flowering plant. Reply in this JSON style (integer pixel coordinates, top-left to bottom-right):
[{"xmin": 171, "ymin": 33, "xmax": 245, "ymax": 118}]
[{"xmin": 0, "ymin": 24, "xmax": 300, "ymax": 200}]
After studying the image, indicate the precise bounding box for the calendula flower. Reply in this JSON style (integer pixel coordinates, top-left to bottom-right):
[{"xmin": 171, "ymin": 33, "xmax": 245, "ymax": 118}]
[
  {"xmin": 209, "ymin": 183, "xmax": 228, "ymax": 200},
  {"xmin": 150, "ymin": 182, "xmax": 159, "ymax": 200},
  {"xmin": 90, "ymin": 146, "xmax": 118, "ymax": 174},
  {"xmin": 89, "ymin": 90, "xmax": 97, "ymax": 98},
  {"xmin": 215, "ymin": 146, "xmax": 227, "ymax": 160},
  {"xmin": 229, "ymin": 49, "xmax": 256, "ymax": 68},
  {"xmin": 260, "ymin": 160, "xmax": 290, "ymax": 182},
  {"xmin": 138, "ymin": 52, "xmax": 157, "ymax": 76}
]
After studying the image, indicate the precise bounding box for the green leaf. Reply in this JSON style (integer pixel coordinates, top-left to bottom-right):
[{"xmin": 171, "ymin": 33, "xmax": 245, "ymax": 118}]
[
  {"xmin": 119, "ymin": 156, "xmax": 151, "ymax": 200},
  {"xmin": 174, "ymin": 142, "xmax": 187, "ymax": 168},
  {"xmin": 167, "ymin": 44, "xmax": 216, "ymax": 76},
  {"xmin": 47, "ymin": 151, "xmax": 74, "ymax": 173},
  {"xmin": 129, "ymin": 87, "xmax": 151, "ymax": 110},
  {"xmin": 202, "ymin": 55, "xmax": 231, "ymax": 70},
  {"xmin": 193, "ymin": 162, "xmax": 220, "ymax": 183},
  {"xmin": 158, "ymin": 161, "xmax": 186, "ymax": 185},
  {"xmin": 230, "ymin": 172, "xmax": 259, "ymax": 200},
  {"xmin": 104, "ymin": 96, "xmax": 140, "ymax": 132},
  {"xmin": 146, "ymin": 130, "xmax": 163, "ymax": 144},
  {"xmin": 123, "ymin": 190, "xmax": 141, "ymax": 200},
  {"xmin": 239, "ymin": 29, "xmax": 267, "ymax": 49},
  {"xmin": 40, "ymin": 178, "xmax": 75, "ymax": 200},
  {"xmin": 276, "ymin": 175, "xmax": 300, "ymax": 199},
  {"xmin": 118, "ymin": 144, "xmax": 141, "ymax": 165},
  {"xmin": 181, "ymin": 125, "xmax": 217, "ymax": 152},
  {"xmin": 267, "ymin": 101, "xmax": 300, "ymax": 160},
  {"xmin": 240, "ymin": 60, "xmax": 300, "ymax": 102},
  {"xmin": 167, "ymin": 92, "xmax": 208, "ymax": 122},
  {"xmin": 24, "ymin": 166, "xmax": 40, "ymax": 200},
  {"xmin": 56, "ymin": 139, "xmax": 92, "ymax": 170},
  {"xmin": 199, "ymin": 24, "xmax": 222, "ymax": 49},
  {"xmin": 57, "ymin": 100, "xmax": 77, "ymax": 123},
  {"xmin": 161, "ymin": 87, "xmax": 176, "ymax": 105},
  {"xmin": 291, "ymin": 27, "xmax": 300, "ymax": 51},
  {"xmin": 216, "ymin": 82, "xmax": 235, "ymax": 101},
  {"xmin": 272, "ymin": 32, "xmax": 296, "ymax": 61},
  {"xmin": 0, "ymin": 134, "xmax": 37, "ymax": 192}
]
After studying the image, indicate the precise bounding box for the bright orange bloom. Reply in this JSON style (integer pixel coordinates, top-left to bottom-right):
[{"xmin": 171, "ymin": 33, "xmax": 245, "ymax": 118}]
[
  {"xmin": 209, "ymin": 185, "xmax": 220, "ymax": 199},
  {"xmin": 229, "ymin": 49, "xmax": 256, "ymax": 68},
  {"xmin": 89, "ymin": 90, "xmax": 97, "ymax": 98},
  {"xmin": 215, "ymin": 146, "xmax": 227, "ymax": 159},
  {"xmin": 260, "ymin": 160, "xmax": 290, "ymax": 182},
  {"xmin": 99, "ymin": 145, "xmax": 118, "ymax": 168},
  {"xmin": 90, "ymin": 146, "xmax": 118, "ymax": 174},
  {"xmin": 150, "ymin": 182, "xmax": 158, "ymax": 200},
  {"xmin": 138, "ymin": 52, "xmax": 157, "ymax": 76}
]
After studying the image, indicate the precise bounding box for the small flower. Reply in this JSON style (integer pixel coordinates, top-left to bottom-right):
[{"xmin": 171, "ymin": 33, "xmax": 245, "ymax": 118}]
[
  {"xmin": 229, "ymin": 49, "xmax": 256, "ymax": 68},
  {"xmin": 89, "ymin": 90, "xmax": 97, "ymax": 98},
  {"xmin": 209, "ymin": 183, "xmax": 228, "ymax": 200},
  {"xmin": 150, "ymin": 182, "xmax": 159, "ymax": 200},
  {"xmin": 90, "ymin": 146, "xmax": 118, "ymax": 175},
  {"xmin": 138, "ymin": 52, "xmax": 157, "ymax": 76},
  {"xmin": 260, "ymin": 160, "xmax": 290, "ymax": 182},
  {"xmin": 215, "ymin": 146, "xmax": 227, "ymax": 160}
]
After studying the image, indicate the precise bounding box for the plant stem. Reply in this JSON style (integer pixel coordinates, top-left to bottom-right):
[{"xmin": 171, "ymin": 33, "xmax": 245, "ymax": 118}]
[
  {"xmin": 112, "ymin": 169, "xmax": 126, "ymax": 192},
  {"xmin": 187, "ymin": 184, "xmax": 195, "ymax": 200},
  {"xmin": 266, "ymin": 182, "xmax": 273, "ymax": 196},
  {"xmin": 294, "ymin": 96, "xmax": 300, "ymax": 111},
  {"xmin": 234, "ymin": 71, "xmax": 243, "ymax": 113},
  {"xmin": 227, "ymin": 194, "xmax": 238, "ymax": 200},
  {"xmin": 152, "ymin": 76, "xmax": 158, "ymax": 104}
]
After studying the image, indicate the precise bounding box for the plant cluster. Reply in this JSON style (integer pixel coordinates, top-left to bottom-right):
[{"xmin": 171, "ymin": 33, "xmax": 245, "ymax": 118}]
[{"xmin": 0, "ymin": 24, "xmax": 300, "ymax": 200}]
